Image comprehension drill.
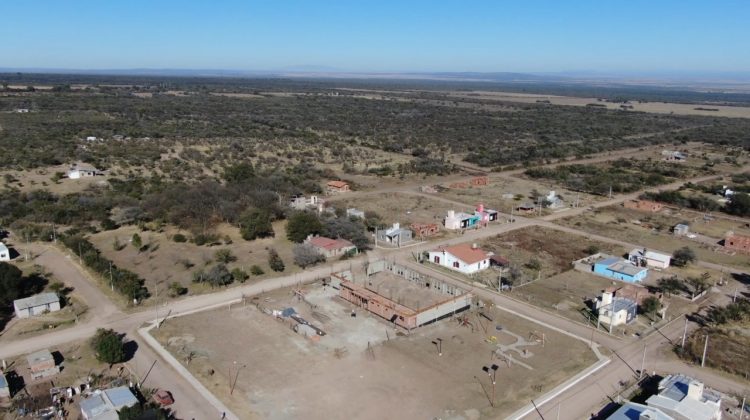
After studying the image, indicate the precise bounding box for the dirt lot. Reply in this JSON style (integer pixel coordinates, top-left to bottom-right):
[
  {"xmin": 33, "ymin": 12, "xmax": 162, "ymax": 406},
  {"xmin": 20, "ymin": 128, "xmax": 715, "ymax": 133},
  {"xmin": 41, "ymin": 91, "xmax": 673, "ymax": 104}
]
[
  {"xmin": 0, "ymin": 164, "xmax": 110, "ymax": 194},
  {"xmin": 558, "ymin": 206, "xmax": 750, "ymax": 271},
  {"xmin": 89, "ymin": 222, "xmax": 301, "ymax": 301},
  {"xmin": 327, "ymin": 192, "xmax": 459, "ymax": 233},
  {"xmin": 478, "ymin": 226, "xmax": 626, "ymax": 282},
  {"xmin": 443, "ymin": 91, "xmax": 750, "ymax": 119},
  {"xmin": 152, "ymin": 282, "xmax": 597, "ymax": 420},
  {"xmin": 435, "ymin": 174, "xmax": 605, "ymax": 217}
]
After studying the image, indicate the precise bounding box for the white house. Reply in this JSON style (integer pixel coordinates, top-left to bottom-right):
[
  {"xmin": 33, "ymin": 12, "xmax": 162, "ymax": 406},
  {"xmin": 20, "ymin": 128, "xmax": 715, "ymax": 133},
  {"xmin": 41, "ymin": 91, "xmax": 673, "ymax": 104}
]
[
  {"xmin": 428, "ymin": 243, "xmax": 491, "ymax": 274},
  {"xmin": 85, "ymin": 136, "xmax": 98, "ymax": 142},
  {"xmin": 0, "ymin": 242, "xmax": 9, "ymax": 261},
  {"xmin": 629, "ymin": 248, "xmax": 671, "ymax": 269},
  {"xmin": 67, "ymin": 165, "xmax": 100, "ymax": 179},
  {"xmin": 645, "ymin": 374, "xmax": 722, "ymax": 420},
  {"xmin": 13, "ymin": 293, "xmax": 61, "ymax": 318},
  {"xmin": 595, "ymin": 291, "xmax": 637, "ymax": 328}
]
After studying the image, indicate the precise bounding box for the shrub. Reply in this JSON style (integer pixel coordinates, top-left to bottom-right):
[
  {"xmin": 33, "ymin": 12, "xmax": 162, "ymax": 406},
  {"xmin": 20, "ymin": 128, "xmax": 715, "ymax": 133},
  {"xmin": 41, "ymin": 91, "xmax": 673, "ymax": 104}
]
[
  {"xmin": 250, "ymin": 265, "xmax": 264, "ymax": 276},
  {"xmin": 172, "ymin": 233, "xmax": 187, "ymax": 243},
  {"xmin": 91, "ymin": 328, "xmax": 126, "ymax": 365},
  {"xmin": 268, "ymin": 249, "xmax": 285, "ymax": 272},
  {"xmin": 231, "ymin": 268, "xmax": 249, "ymax": 283}
]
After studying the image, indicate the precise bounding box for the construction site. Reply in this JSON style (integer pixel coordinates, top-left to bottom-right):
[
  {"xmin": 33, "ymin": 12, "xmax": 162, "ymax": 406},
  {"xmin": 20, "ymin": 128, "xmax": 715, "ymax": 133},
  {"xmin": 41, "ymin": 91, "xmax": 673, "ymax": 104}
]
[{"xmin": 151, "ymin": 261, "xmax": 598, "ymax": 419}]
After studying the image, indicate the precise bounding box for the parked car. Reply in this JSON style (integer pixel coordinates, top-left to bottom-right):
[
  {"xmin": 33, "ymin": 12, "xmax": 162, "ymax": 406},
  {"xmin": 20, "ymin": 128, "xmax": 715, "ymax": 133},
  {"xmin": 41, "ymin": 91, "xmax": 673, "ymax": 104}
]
[{"xmin": 153, "ymin": 389, "xmax": 174, "ymax": 406}]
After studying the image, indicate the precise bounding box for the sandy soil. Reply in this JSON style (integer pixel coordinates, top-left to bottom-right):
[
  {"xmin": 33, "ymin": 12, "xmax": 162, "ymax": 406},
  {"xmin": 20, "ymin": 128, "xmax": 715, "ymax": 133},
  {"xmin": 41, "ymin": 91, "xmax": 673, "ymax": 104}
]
[{"xmin": 152, "ymin": 282, "xmax": 597, "ymax": 420}]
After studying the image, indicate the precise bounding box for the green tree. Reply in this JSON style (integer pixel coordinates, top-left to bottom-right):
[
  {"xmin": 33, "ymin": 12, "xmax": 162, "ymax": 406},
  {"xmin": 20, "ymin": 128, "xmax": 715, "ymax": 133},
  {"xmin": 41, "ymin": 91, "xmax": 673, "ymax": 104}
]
[
  {"xmin": 91, "ymin": 328, "xmax": 126, "ymax": 365},
  {"xmin": 687, "ymin": 275, "xmax": 710, "ymax": 296},
  {"xmin": 239, "ymin": 208, "xmax": 274, "ymax": 240},
  {"xmin": 223, "ymin": 162, "xmax": 255, "ymax": 183},
  {"xmin": 268, "ymin": 248, "xmax": 285, "ymax": 272},
  {"xmin": 725, "ymin": 192, "xmax": 750, "ymax": 217},
  {"xmin": 640, "ymin": 296, "xmax": 662, "ymax": 319},
  {"xmin": 131, "ymin": 233, "xmax": 142, "ymax": 250},
  {"xmin": 0, "ymin": 262, "xmax": 24, "ymax": 306},
  {"xmin": 658, "ymin": 276, "xmax": 683, "ymax": 297},
  {"xmin": 250, "ymin": 265, "xmax": 264, "ymax": 276},
  {"xmin": 167, "ymin": 281, "xmax": 187, "ymax": 297},
  {"xmin": 231, "ymin": 268, "xmax": 249, "ymax": 283},
  {"xmin": 118, "ymin": 403, "xmax": 167, "ymax": 420},
  {"xmin": 671, "ymin": 246, "xmax": 696, "ymax": 267},
  {"xmin": 205, "ymin": 264, "xmax": 233, "ymax": 287},
  {"xmin": 286, "ymin": 211, "xmax": 323, "ymax": 243},
  {"xmin": 214, "ymin": 249, "xmax": 236, "ymax": 264}
]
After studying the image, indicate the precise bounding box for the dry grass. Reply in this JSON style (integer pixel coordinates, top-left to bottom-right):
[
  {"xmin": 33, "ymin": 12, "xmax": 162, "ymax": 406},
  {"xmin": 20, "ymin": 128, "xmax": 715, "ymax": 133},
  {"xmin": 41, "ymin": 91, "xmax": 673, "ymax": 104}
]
[{"xmin": 88, "ymin": 221, "xmax": 301, "ymax": 301}]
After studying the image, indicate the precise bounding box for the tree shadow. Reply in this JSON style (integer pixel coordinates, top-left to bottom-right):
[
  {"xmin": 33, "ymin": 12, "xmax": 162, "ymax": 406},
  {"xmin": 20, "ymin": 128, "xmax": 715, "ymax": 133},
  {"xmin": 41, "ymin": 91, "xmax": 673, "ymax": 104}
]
[
  {"xmin": 8, "ymin": 247, "xmax": 21, "ymax": 260},
  {"xmin": 51, "ymin": 350, "xmax": 65, "ymax": 367},
  {"xmin": 123, "ymin": 339, "xmax": 139, "ymax": 362},
  {"xmin": 23, "ymin": 273, "xmax": 49, "ymax": 296},
  {"xmin": 731, "ymin": 272, "xmax": 750, "ymax": 286}
]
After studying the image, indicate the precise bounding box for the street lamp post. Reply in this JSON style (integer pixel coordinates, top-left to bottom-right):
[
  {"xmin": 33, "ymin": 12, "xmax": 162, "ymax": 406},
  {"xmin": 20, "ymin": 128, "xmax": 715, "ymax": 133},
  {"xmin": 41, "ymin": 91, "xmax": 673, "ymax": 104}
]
[{"xmin": 482, "ymin": 364, "xmax": 499, "ymax": 407}]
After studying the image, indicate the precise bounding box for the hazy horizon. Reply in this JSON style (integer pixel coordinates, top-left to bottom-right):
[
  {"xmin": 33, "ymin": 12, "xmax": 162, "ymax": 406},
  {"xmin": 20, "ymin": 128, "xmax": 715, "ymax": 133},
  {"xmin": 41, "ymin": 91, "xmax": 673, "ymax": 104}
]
[{"xmin": 2, "ymin": 1, "xmax": 749, "ymax": 76}]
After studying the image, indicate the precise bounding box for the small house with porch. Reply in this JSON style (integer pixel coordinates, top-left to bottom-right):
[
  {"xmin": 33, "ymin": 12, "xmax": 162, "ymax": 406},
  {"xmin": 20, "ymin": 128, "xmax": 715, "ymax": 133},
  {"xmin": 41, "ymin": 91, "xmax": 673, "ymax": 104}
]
[
  {"xmin": 326, "ymin": 180, "xmax": 350, "ymax": 194},
  {"xmin": 305, "ymin": 235, "xmax": 357, "ymax": 258},
  {"xmin": 429, "ymin": 243, "xmax": 492, "ymax": 274}
]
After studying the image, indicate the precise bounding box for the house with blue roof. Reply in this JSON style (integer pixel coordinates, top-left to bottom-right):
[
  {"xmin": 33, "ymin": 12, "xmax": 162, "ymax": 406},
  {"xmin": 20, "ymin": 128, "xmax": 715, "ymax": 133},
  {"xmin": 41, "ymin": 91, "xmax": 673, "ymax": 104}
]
[
  {"xmin": 80, "ymin": 386, "xmax": 138, "ymax": 420},
  {"xmin": 592, "ymin": 255, "xmax": 648, "ymax": 283}
]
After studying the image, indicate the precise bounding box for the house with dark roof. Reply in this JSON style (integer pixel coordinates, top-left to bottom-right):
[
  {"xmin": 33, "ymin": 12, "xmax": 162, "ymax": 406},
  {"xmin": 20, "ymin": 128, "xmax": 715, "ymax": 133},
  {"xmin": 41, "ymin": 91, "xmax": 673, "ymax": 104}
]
[{"xmin": 428, "ymin": 243, "xmax": 492, "ymax": 274}]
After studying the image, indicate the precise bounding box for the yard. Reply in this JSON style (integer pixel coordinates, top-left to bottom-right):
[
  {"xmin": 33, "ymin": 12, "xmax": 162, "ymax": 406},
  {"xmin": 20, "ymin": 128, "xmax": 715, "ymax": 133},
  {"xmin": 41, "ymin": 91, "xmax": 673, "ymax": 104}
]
[{"xmin": 151, "ymin": 282, "xmax": 597, "ymax": 420}]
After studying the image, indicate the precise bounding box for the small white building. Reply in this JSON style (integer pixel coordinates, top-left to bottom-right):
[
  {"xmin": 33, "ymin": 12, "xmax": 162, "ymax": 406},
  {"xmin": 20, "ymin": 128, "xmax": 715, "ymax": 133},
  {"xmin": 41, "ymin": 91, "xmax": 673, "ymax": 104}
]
[
  {"xmin": 13, "ymin": 293, "xmax": 61, "ymax": 318},
  {"xmin": 595, "ymin": 291, "xmax": 637, "ymax": 327},
  {"xmin": 85, "ymin": 136, "xmax": 98, "ymax": 142},
  {"xmin": 346, "ymin": 208, "xmax": 365, "ymax": 219},
  {"xmin": 67, "ymin": 165, "xmax": 100, "ymax": 179},
  {"xmin": 0, "ymin": 242, "xmax": 9, "ymax": 261},
  {"xmin": 629, "ymin": 248, "xmax": 671, "ymax": 269},
  {"xmin": 428, "ymin": 243, "xmax": 491, "ymax": 274}
]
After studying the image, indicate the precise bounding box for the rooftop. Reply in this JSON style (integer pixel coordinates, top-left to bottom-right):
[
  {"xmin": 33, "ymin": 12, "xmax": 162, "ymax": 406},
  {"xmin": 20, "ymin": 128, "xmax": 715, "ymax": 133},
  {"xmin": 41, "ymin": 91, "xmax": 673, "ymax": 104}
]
[
  {"xmin": 14, "ymin": 292, "xmax": 59, "ymax": 310},
  {"xmin": 26, "ymin": 349, "xmax": 54, "ymax": 366},
  {"xmin": 436, "ymin": 243, "xmax": 491, "ymax": 265},
  {"xmin": 103, "ymin": 386, "xmax": 139, "ymax": 409},
  {"xmin": 630, "ymin": 248, "xmax": 671, "ymax": 264},
  {"xmin": 610, "ymin": 297, "xmax": 637, "ymax": 313},
  {"xmin": 327, "ymin": 180, "xmax": 349, "ymax": 188},
  {"xmin": 308, "ymin": 236, "xmax": 355, "ymax": 251},
  {"xmin": 608, "ymin": 261, "xmax": 648, "ymax": 277},
  {"xmin": 607, "ymin": 402, "xmax": 671, "ymax": 420},
  {"xmin": 646, "ymin": 374, "xmax": 721, "ymax": 420}
]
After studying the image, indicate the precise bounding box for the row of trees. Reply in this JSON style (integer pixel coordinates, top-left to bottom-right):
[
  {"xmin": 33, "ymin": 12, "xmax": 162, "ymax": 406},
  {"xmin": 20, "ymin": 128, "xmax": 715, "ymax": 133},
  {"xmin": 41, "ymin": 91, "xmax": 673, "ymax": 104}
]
[{"xmin": 61, "ymin": 233, "xmax": 149, "ymax": 302}]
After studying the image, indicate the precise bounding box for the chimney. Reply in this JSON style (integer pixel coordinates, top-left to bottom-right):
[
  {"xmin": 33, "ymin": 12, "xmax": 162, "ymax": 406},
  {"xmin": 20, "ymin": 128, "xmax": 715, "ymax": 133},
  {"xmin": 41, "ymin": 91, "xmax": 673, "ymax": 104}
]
[{"xmin": 686, "ymin": 380, "xmax": 704, "ymax": 400}]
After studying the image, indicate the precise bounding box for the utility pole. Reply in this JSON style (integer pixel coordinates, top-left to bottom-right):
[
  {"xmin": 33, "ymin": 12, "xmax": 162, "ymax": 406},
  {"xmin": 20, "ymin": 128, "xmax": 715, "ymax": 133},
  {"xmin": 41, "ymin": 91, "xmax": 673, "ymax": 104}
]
[
  {"xmin": 109, "ymin": 261, "xmax": 114, "ymax": 291},
  {"xmin": 681, "ymin": 317, "xmax": 688, "ymax": 348},
  {"xmin": 78, "ymin": 241, "xmax": 83, "ymax": 264},
  {"xmin": 701, "ymin": 335, "xmax": 709, "ymax": 367},
  {"xmin": 740, "ymin": 396, "xmax": 746, "ymax": 420},
  {"xmin": 734, "ymin": 288, "xmax": 738, "ymax": 303}
]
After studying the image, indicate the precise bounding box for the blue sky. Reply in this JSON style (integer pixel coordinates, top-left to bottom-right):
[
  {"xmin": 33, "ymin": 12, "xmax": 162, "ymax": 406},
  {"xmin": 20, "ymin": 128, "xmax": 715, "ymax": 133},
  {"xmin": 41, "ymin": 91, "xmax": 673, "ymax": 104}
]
[{"xmin": 1, "ymin": 1, "xmax": 748, "ymax": 73}]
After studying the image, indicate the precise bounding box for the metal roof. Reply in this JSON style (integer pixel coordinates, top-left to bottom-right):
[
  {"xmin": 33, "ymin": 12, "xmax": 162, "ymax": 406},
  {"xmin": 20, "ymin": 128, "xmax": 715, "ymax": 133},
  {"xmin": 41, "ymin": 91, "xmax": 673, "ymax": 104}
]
[
  {"xmin": 607, "ymin": 402, "xmax": 671, "ymax": 420},
  {"xmin": 103, "ymin": 386, "xmax": 138, "ymax": 409},
  {"xmin": 608, "ymin": 261, "xmax": 647, "ymax": 277},
  {"xmin": 14, "ymin": 292, "xmax": 59, "ymax": 310}
]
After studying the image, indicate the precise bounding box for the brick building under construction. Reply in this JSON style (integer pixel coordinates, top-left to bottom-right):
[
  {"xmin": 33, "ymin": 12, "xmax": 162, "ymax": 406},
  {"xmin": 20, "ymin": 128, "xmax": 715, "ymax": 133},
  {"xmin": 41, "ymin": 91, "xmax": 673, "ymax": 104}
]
[{"xmin": 331, "ymin": 260, "xmax": 473, "ymax": 330}]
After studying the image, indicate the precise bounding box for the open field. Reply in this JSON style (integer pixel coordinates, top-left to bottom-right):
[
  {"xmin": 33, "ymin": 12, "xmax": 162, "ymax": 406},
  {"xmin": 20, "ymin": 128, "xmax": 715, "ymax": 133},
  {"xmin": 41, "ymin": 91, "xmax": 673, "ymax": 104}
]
[
  {"xmin": 558, "ymin": 205, "xmax": 750, "ymax": 270},
  {"xmin": 327, "ymin": 192, "xmax": 459, "ymax": 232},
  {"xmin": 434, "ymin": 173, "xmax": 605, "ymax": 216},
  {"xmin": 478, "ymin": 226, "xmax": 626, "ymax": 280},
  {"xmin": 88, "ymin": 222, "xmax": 301, "ymax": 300},
  {"xmin": 444, "ymin": 91, "xmax": 750, "ymax": 119},
  {"xmin": 151, "ymin": 282, "xmax": 597, "ymax": 419},
  {"xmin": 0, "ymin": 163, "xmax": 110, "ymax": 194}
]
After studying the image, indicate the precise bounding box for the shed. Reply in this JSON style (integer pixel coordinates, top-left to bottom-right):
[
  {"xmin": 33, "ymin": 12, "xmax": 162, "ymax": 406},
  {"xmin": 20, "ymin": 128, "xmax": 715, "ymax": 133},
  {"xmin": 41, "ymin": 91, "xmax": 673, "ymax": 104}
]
[
  {"xmin": 629, "ymin": 248, "xmax": 671, "ymax": 269},
  {"xmin": 0, "ymin": 374, "xmax": 9, "ymax": 398},
  {"xmin": 27, "ymin": 348, "xmax": 59, "ymax": 380},
  {"xmin": 0, "ymin": 242, "xmax": 9, "ymax": 261},
  {"xmin": 13, "ymin": 292, "xmax": 61, "ymax": 318},
  {"xmin": 673, "ymin": 223, "xmax": 689, "ymax": 236}
]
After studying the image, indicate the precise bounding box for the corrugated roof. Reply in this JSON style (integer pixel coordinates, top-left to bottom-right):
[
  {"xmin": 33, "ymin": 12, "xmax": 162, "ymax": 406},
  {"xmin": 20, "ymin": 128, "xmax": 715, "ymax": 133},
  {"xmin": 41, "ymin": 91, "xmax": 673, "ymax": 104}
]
[
  {"xmin": 607, "ymin": 402, "xmax": 671, "ymax": 420},
  {"xmin": 103, "ymin": 386, "xmax": 138, "ymax": 409},
  {"xmin": 608, "ymin": 262, "xmax": 647, "ymax": 277},
  {"xmin": 14, "ymin": 292, "xmax": 59, "ymax": 310}
]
